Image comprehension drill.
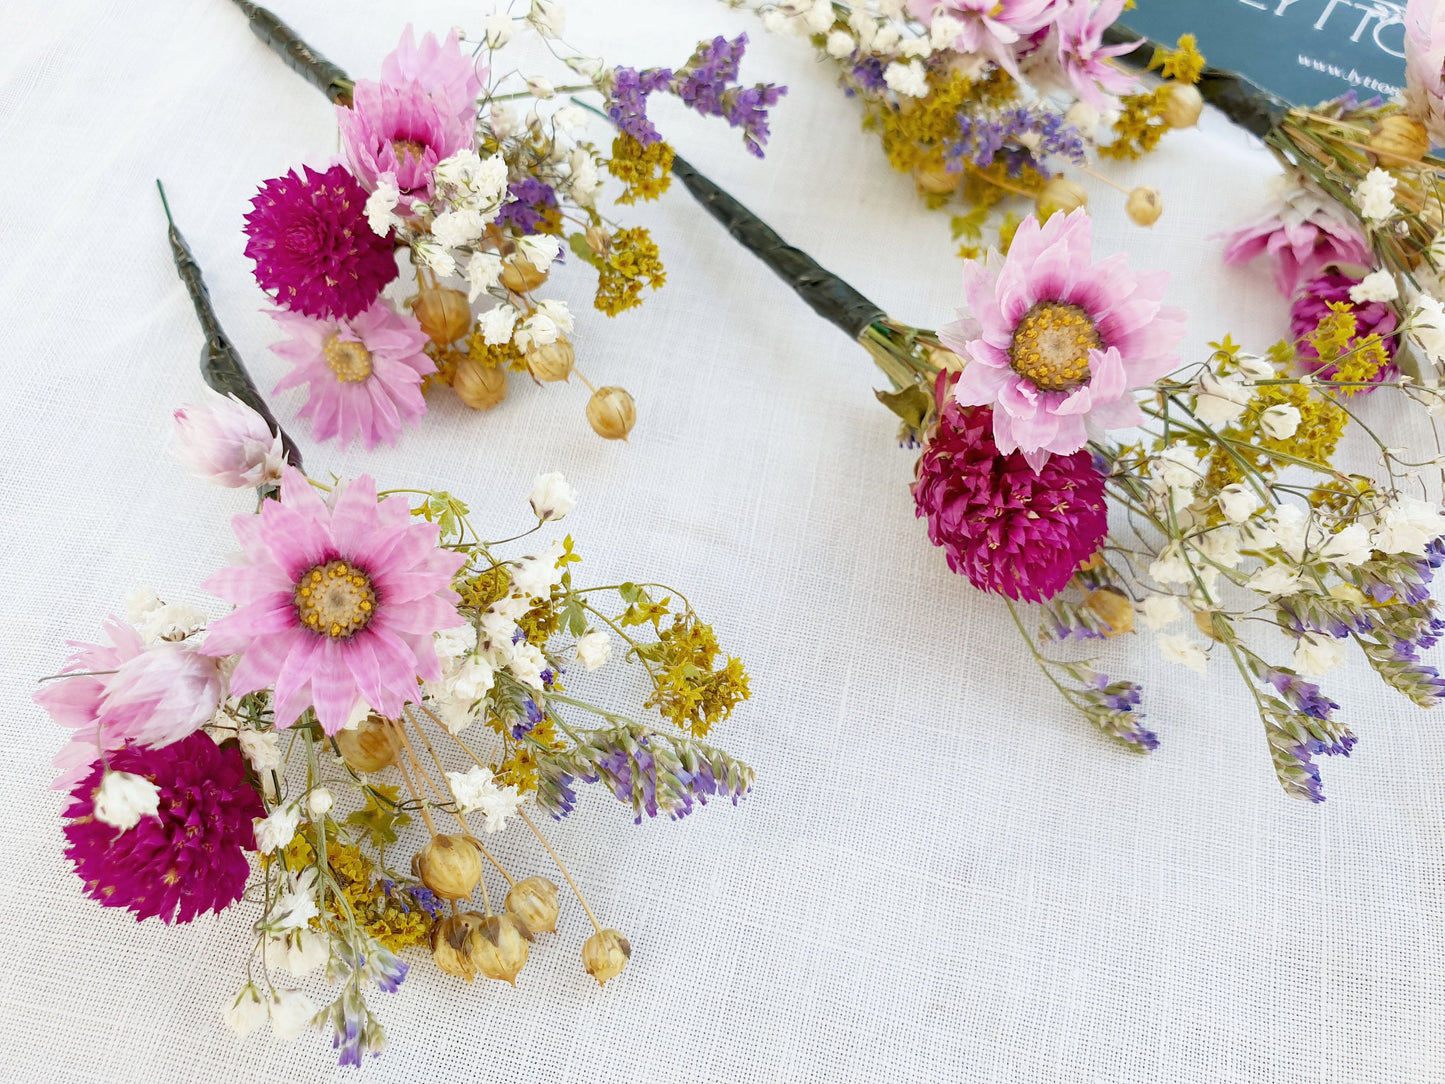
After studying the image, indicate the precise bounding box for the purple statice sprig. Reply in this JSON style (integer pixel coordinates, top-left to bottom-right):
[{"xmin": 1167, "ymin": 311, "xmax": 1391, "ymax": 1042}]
[
  {"xmin": 948, "ymin": 106, "xmax": 1086, "ymax": 179},
  {"xmin": 1064, "ymin": 663, "xmax": 1158, "ymax": 752},
  {"xmin": 322, "ymin": 986, "xmax": 387, "ymax": 1068},
  {"xmin": 1260, "ymin": 696, "xmax": 1354, "ymax": 803},
  {"xmin": 1357, "ymin": 630, "xmax": 1445, "ymax": 707},
  {"xmin": 497, "ymin": 178, "xmax": 560, "ymax": 233},
  {"xmin": 1039, "ymin": 598, "xmax": 1112, "ymax": 642}
]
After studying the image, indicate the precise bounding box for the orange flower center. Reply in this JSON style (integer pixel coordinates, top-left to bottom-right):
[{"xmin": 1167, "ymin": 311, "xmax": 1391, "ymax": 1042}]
[
  {"xmin": 295, "ymin": 560, "xmax": 376, "ymax": 639},
  {"xmin": 323, "ymin": 333, "xmax": 373, "ymax": 383},
  {"xmin": 1008, "ymin": 301, "xmax": 1100, "ymax": 394},
  {"xmin": 392, "ymin": 139, "xmax": 427, "ymax": 163}
]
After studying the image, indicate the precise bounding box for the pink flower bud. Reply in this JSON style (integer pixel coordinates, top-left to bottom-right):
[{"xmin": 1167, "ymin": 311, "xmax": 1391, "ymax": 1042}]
[{"xmin": 173, "ymin": 389, "xmax": 285, "ymax": 488}]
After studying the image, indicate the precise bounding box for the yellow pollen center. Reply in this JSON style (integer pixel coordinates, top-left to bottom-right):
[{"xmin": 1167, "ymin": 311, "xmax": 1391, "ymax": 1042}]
[
  {"xmin": 391, "ymin": 138, "xmax": 427, "ymax": 163},
  {"xmin": 294, "ymin": 560, "xmax": 377, "ymax": 639},
  {"xmin": 323, "ymin": 333, "xmax": 373, "ymax": 383},
  {"xmin": 1008, "ymin": 301, "xmax": 1101, "ymax": 394}
]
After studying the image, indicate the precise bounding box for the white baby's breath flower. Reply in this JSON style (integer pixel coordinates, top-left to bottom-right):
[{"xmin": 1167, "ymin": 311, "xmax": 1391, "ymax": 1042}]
[
  {"xmin": 413, "ymin": 238, "xmax": 456, "ymax": 278},
  {"xmin": 884, "ymin": 59, "xmax": 929, "ymax": 98},
  {"xmin": 517, "ymin": 234, "xmax": 562, "ymax": 268},
  {"xmin": 1320, "ymin": 523, "xmax": 1375, "ymax": 567},
  {"xmin": 1149, "ymin": 544, "xmax": 1193, "ymax": 585},
  {"xmin": 568, "ymin": 147, "xmax": 602, "ymax": 207},
  {"xmin": 529, "ymin": 471, "xmax": 576, "ymax": 522},
  {"xmin": 930, "ymin": 13, "xmax": 967, "ymax": 49},
  {"xmin": 490, "ymin": 102, "xmax": 520, "ymax": 139},
  {"xmin": 269, "ymin": 931, "xmax": 329, "ymax": 978},
  {"xmin": 1193, "ymin": 370, "xmax": 1252, "ymax": 425},
  {"xmin": 575, "ymin": 628, "xmax": 612, "ymax": 670},
  {"xmin": 504, "ymin": 641, "xmax": 548, "ymax": 690},
  {"xmin": 268, "ymin": 989, "xmax": 318, "ymax": 1042},
  {"xmin": 447, "ymin": 656, "xmax": 496, "ymax": 701},
  {"xmin": 435, "ymin": 623, "xmax": 478, "ymax": 663},
  {"xmin": 1155, "ymin": 442, "xmax": 1203, "ymax": 488},
  {"xmin": 1217, "ymin": 483, "xmax": 1262, "ymax": 524},
  {"xmin": 137, "ymin": 602, "xmax": 207, "ymax": 643},
  {"xmin": 305, "ymin": 788, "xmax": 333, "ymax": 819},
  {"xmin": 364, "ymin": 173, "xmax": 401, "ymax": 236},
  {"xmin": 93, "ymin": 771, "xmax": 160, "ymax": 831},
  {"xmin": 477, "ymin": 784, "xmax": 525, "ymax": 833},
  {"xmin": 446, "ymin": 764, "xmax": 498, "ymax": 812},
  {"xmin": 1158, "ymin": 634, "xmax": 1208, "ymax": 674},
  {"xmin": 514, "ymin": 312, "xmax": 559, "ymax": 353},
  {"xmin": 848, "ymin": 10, "xmax": 877, "ymax": 48},
  {"xmin": 1258, "ymin": 404, "xmax": 1302, "ymax": 441},
  {"xmin": 874, "ymin": 24, "xmax": 902, "ymax": 53},
  {"xmin": 224, "ymin": 985, "xmax": 268, "ymax": 1036},
  {"xmin": 534, "ymin": 298, "xmax": 574, "ymax": 334},
  {"xmin": 480, "ymin": 303, "xmax": 519, "ymax": 345},
  {"xmin": 1138, "ymin": 594, "xmax": 1182, "ymax": 631},
  {"xmin": 271, "ymin": 868, "xmax": 320, "ymax": 931},
  {"xmin": 1349, "ymin": 269, "xmax": 1398, "ymax": 303},
  {"xmin": 1293, "ymin": 632, "xmax": 1346, "ymax": 676},
  {"xmin": 482, "ymin": 12, "xmax": 513, "ymax": 47},
  {"xmin": 238, "ymin": 728, "xmax": 282, "ymax": 772},
  {"xmin": 526, "ymin": 0, "xmax": 565, "ymax": 37},
  {"xmin": 1409, "ymin": 294, "xmax": 1445, "ymax": 365},
  {"xmin": 1197, "ymin": 525, "xmax": 1242, "ymax": 568},
  {"xmin": 254, "ymin": 802, "xmax": 301, "ymax": 855},
  {"xmin": 1247, "ymin": 563, "xmax": 1301, "ymax": 597},
  {"xmin": 511, "ymin": 540, "xmax": 566, "ymax": 600},
  {"xmin": 804, "ymin": 0, "xmax": 834, "ymax": 33},
  {"xmin": 525, "ymin": 75, "xmax": 555, "ymax": 99},
  {"xmin": 1064, "ymin": 100, "xmax": 1101, "ymax": 139},
  {"xmin": 431, "ymin": 208, "xmax": 485, "ymax": 249},
  {"xmin": 1353, "ymin": 167, "xmax": 1398, "ymax": 223},
  {"xmin": 466, "ymin": 252, "xmax": 504, "ymax": 302},
  {"xmin": 760, "ymin": 10, "xmax": 787, "ymax": 33},
  {"xmin": 1371, "ymin": 495, "xmax": 1445, "ymax": 555},
  {"xmin": 825, "ymin": 29, "xmax": 855, "ymax": 57},
  {"xmin": 1235, "ymin": 353, "xmax": 1276, "ymax": 380}
]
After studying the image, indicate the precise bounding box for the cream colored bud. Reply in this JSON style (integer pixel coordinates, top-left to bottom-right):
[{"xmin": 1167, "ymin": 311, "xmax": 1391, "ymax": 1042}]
[
  {"xmin": 1369, "ymin": 114, "xmax": 1431, "ymax": 165},
  {"xmin": 500, "ymin": 257, "xmax": 548, "ymax": 293},
  {"xmin": 1162, "ymin": 83, "xmax": 1203, "ymax": 129},
  {"xmin": 585, "ymin": 225, "xmax": 612, "ymax": 255},
  {"xmin": 452, "ymin": 358, "xmax": 508, "ymax": 410},
  {"xmin": 1083, "ymin": 587, "xmax": 1134, "ymax": 637},
  {"xmin": 505, "ymin": 876, "xmax": 560, "ymax": 935},
  {"xmin": 1126, "ymin": 186, "xmax": 1163, "ymax": 227},
  {"xmin": 525, "ymin": 337, "xmax": 575, "ymax": 383},
  {"xmin": 468, "ymin": 913, "xmax": 530, "ymax": 984},
  {"xmin": 411, "ymin": 284, "xmax": 472, "ymax": 344},
  {"xmin": 431, "ymin": 912, "xmax": 484, "ymax": 981},
  {"xmin": 586, "ymin": 386, "xmax": 636, "ymax": 440},
  {"xmin": 913, "ymin": 164, "xmax": 961, "ymax": 196},
  {"xmin": 1034, "ymin": 177, "xmax": 1089, "ymax": 219},
  {"xmin": 414, "ymin": 835, "xmax": 482, "ymax": 901},
  {"xmin": 333, "ymin": 714, "xmax": 398, "ymax": 773},
  {"xmin": 582, "ymin": 928, "xmax": 631, "ymax": 986}
]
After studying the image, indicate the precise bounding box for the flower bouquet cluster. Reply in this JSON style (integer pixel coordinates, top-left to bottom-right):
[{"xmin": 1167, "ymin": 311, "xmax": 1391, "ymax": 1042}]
[
  {"xmin": 34, "ymin": 197, "xmax": 752, "ymax": 1065},
  {"xmin": 234, "ymin": 0, "xmax": 784, "ymax": 447},
  {"xmin": 722, "ymin": 0, "xmax": 1208, "ymax": 247},
  {"xmin": 663, "ymin": 134, "xmax": 1445, "ymax": 802}
]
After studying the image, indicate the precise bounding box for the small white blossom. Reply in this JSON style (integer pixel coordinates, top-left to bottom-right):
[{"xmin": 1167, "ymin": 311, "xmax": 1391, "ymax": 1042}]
[
  {"xmin": 568, "ymin": 147, "xmax": 602, "ymax": 207},
  {"xmin": 514, "ymin": 312, "xmax": 559, "ymax": 352},
  {"xmin": 511, "ymin": 540, "xmax": 566, "ymax": 600},
  {"xmin": 1258, "ymin": 404, "xmax": 1302, "ymax": 441},
  {"xmin": 431, "ymin": 208, "xmax": 486, "ymax": 249},
  {"xmin": 430, "ymin": 697, "xmax": 477, "ymax": 736},
  {"xmin": 1064, "ymin": 100, "xmax": 1100, "ymax": 139},
  {"xmin": 1217, "ymin": 483, "xmax": 1262, "ymax": 524},
  {"xmin": 1409, "ymin": 294, "xmax": 1445, "ymax": 365},
  {"xmin": 305, "ymin": 787, "xmax": 333, "ymax": 819},
  {"xmin": 224, "ymin": 985, "xmax": 268, "ymax": 1037},
  {"xmin": 364, "ymin": 174, "xmax": 401, "ymax": 236},
  {"xmin": 1320, "ymin": 523, "xmax": 1375, "ymax": 567},
  {"xmin": 1139, "ymin": 594, "xmax": 1182, "ymax": 631},
  {"xmin": 1193, "ymin": 371, "xmax": 1252, "ymax": 425},
  {"xmin": 517, "ymin": 234, "xmax": 562, "ymax": 268},
  {"xmin": 884, "ymin": 59, "xmax": 929, "ymax": 98},
  {"xmin": 535, "ymin": 298, "xmax": 574, "ymax": 334},
  {"xmin": 466, "ymin": 252, "xmax": 504, "ymax": 302},
  {"xmin": 552, "ymin": 104, "xmax": 585, "ymax": 133},
  {"xmin": 1149, "ymin": 544, "xmax": 1193, "ymax": 585},
  {"xmin": 575, "ymin": 628, "xmax": 612, "ymax": 670},
  {"xmin": 126, "ymin": 588, "xmax": 162, "ymax": 623},
  {"xmin": 1371, "ymin": 496, "xmax": 1445, "ymax": 555},
  {"xmin": 825, "ymin": 29, "xmax": 855, "ymax": 57},
  {"xmin": 529, "ymin": 471, "xmax": 576, "ymax": 522},
  {"xmin": 435, "ymin": 623, "xmax": 479, "ymax": 663},
  {"xmin": 268, "ymin": 930, "xmax": 329, "ymax": 978},
  {"xmin": 848, "ymin": 10, "xmax": 878, "ymax": 48},
  {"xmin": 446, "ymin": 764, "xmax": 525, "ymax": 830},
  {"xmin": 804, "ymin": 0, "xmax": 834, "ymax": 33},
  {"xmin": 341, "ymin": 698, "xmax": 372, "ymax": 732},
  {"xmin": 480, "ymin": 303, "xmax": 519, "ymax": 345},
  {"xmin": 930, "ymin": 13, "xmax": 967, "ymax": 49},
  {"xmin": 873, "ymin": 24, "xmax": 902, "ymax": 53},
  {"xmin": 1235, "ymin": 353, "xmax": 1276, "ymax": 380},
  {"xmin": 1158, "ymin": 634, "xmax": 1209, "ymax": 674},
  {"xmin": 482, "ymin": 12, "xmax": 513, "ymax": 47},
  {"xmin": 526, "ymin": 0, "xmax": 565, "ymax": 37},
  {"xmin": 760, "ymin": 10, "xmax": 787, "ymax": 33},
  {"xmin": 525, "ymin": 74, "xmax": 555, "ymax": 98},
  {"xmin": 1349, "ymin": 269, "xmax": 1398, "ymax": 303},
  {"xmin": 413, "ymin": 238, "xmax": 456, "ymax": 278},
  {"xmin": 504, "ymin": 640, "xmax": 548, "ymax": 690},
  {"xmin": 270, "ymin": 868, "xmax": 319, "ymax": 931},
  {"xmin": 490, "ymin": 102, "xmax": 520, "ymax": 139},
  {"xmin": 93, "ymin": 771, "xmax": 160, "ymax": 831},
  {"xmin": 237, "ymin": 728, "xmax": 282, "ymax": 772},
  {"xmin": 1353, "ymin": 167, "xmax": 1398, "ymax": 223},
  {"xmin": 1247, "ymin": 563, "xmax": 1301, "ymax": 597},
  {"xmin": 1197, "ymin": 526, "xmax": 1242, "ymax": 568},
  {"xmin": 1155, "ymin": 442, "xmax": 1204, "ymax": 489},
  {"xmin": 268, "ymin": 989, "xmax": 318, "ymax": 1042},
  {"xmin": 447, "ymin": 656, "xmax": 496, "ymax": 702},
  {"xmin": 254, "ymin": 802, "xmax": 301, "ymax": 855},
  {"xmin": 1293, "ymin": 632, "xmax": 1346, "ymax": 676},
  {"xmin": 476, "ymin": 784, "xmax": 525, "ymax": 833}
]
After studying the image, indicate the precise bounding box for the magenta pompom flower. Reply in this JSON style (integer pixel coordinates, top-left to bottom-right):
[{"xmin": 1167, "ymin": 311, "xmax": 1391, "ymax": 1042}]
[
  {"xmin": 381, "ymin": 24, "xmax": 485, "ymax": 127},
  {"xmin": 942, "ymin": 209, "xmax": 1185, "ymax": 470},
  {"xmin": 202, "ymin": 467, "xmax": 467, "ymax": 734},
  {"xmin": 63, "ymin": 732, "xmax": 261, "ymax": 924},
  {"xmin": 1405, "ymin": 0, "xmax": 1445, "ymax": 144},
  {"xmin": 269, "ymin": 300, "xmax": 435, "ymax": 450},
  {"xmin": 913, "ymin": 396, "xmax": 1108, "ymax": 602},
  {"xmin": 339, "ymin": 80, "xmax": 469, "ymax": 201},
  {"xmin": 1290, "ymin": 272, "xmax": 1399, "ymax": 383},
  {"xmin": 35, "ymin": 618, "xmax": 142, "ymax": 790},
  {"xmin": 1222, "ymin": 178, "xmax": 1371, "ymax": 296},
  {"xmin": 244, "ymin": 164, "xmax": 400, "ymax": 320}
]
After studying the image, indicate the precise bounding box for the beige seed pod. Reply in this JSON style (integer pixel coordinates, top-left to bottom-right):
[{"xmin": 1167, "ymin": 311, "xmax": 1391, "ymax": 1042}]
[
  {"xmin": 452, "ymin": 358, "xmax": 508, "ymax": 410},
  {"xmin": 526, "ymin": 338, "xmax": 575, "ymax": 383},
  {"xmin": 505, "ymin": 876, "xmax": 561, "ymax": 935},
  {"xmin": 913, "ymin": 164, "xmax": 961, "ymax": 195},
  {"xmin": 1162, "ymin": 83, "xmax": 1203, "ymax": 129},
  {"xmin": 1369, "ymin": 114, "xmax": 1431, "ymax": 165},
  {"xmin": 500, "ymin": 257, "xmax": 548, "ymax": 293},
  {"xmin": 468, "ymin": 913, "xmax": 530, "ymax": 985},
  {"xmin": 1034, "ymin": 177, "xmax": 1089, "ymax": 220},
  {"xmin": 415, "ymin": 835, "xmax": 482, "ymax": 901},
  {"xmin": 1126, "ymin": 186, "xmax": 1163, "ymax": 227},
  {"xmin": 1083, "ymin": 587, "xmax": 1135, "ymax": 638},
  {"xmin": 1193, "ymin": 609, "xmax": 1223, "ymax": 642},
  {"xmin": 586, "ymin": 386, "xmax": 637, "ymax": 440},
  {"xmin": 430, "ymin": 912, "xmax": 484, "ymax": 981},
  {"xmin": 333, "ymin": 714, "xmax": 399, "ymax": 773},
  {"xmin": 585, "ymin": 225, "xmax": 612, "ymax": 255},
  {"xmin": 411, "ymin": 284, "xmax": 472, "ymax": 344},
  {"xmin": 582, "ymin": 928, "xmax": 631, "ymax": 987}
]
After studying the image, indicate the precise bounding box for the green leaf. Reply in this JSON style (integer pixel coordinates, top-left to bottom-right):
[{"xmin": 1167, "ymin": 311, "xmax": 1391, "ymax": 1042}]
[
  {"xmin": 345, "ymin": 784, "xmax": 410, "ymax": 850},
  {"xmin": 568, "ymin": 232, "xmax": 605, "ymax": 271}
]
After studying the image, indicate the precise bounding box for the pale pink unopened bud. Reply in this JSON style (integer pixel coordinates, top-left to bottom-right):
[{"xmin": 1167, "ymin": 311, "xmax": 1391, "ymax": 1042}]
[
  {"xmin": 173, "ymin": 388, "xmax": 285, "ymax": 488},
  {"xmin": 100, "ymin": 642, "xmax": 226, "ymax": 748}
]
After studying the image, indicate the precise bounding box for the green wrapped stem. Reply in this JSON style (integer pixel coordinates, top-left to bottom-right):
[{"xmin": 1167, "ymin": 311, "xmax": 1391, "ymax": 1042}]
[
  {"xmin": 156, "ymin": 181, "xmax": 303, "ymax": 471},
  {"xmin": 230, "ymin": 0, "xmax": 353, "ymax": 106}
]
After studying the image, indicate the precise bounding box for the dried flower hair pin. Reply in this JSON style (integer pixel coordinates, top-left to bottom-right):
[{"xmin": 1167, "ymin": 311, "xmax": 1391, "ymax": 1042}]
[
  {"xmin": 232, "ymin": 0, "xmax": 785, "ymax": 446},
  {"xmin": 33, "ymin": 190, "xmax": 754, "ymax": 1065}
]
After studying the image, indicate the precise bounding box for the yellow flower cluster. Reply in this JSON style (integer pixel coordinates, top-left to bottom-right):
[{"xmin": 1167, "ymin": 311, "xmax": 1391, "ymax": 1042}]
[
  {"xmin": 1099, "ymin": 86, "xmax": 1173, "ymax": 160},
  {"xmin": 1308, "ymin": 303, "xmax": 1388, "ymax": 392},
  {"xmin": 282, "ymin": 831, "xmax": 435, "ymax": 953},
  {"xmin": 489, "ymin": 712, "xmax": 565, "ymax": 795},
  {"xmin": 607, "ymin": 133, "xmax": 675, "ymax": 204},
  {"xmin": 1149, "ymin": 34, "xmax": 1206, "ymax": 84},
  {"xmin": 594, "ymin": 227, "xmax": 666, "ymax": 316},
  {"xmin": 869, "ymin": 68, "xmax": 1016, "ymax": 178},
  {"xmin": 642, "ymin": 616, "xmax": 752, "ymax": 739}
]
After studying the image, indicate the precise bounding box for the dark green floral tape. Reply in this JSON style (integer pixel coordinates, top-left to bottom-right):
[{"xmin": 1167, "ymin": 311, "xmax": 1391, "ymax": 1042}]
[{"xmin": 231, "ymin": 0, "xmax": 354, "ymax": 105}]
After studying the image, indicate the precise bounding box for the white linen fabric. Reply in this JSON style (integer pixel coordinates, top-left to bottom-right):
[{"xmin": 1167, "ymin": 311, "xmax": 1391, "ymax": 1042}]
[{"xmin": 3, "ymin": 2, "xmax": 1444, "ymax": 1081}]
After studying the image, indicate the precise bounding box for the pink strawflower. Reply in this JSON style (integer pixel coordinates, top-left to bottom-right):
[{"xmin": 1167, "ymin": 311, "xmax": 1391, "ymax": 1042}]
[
  {"xmin": 1290, "ymin": 272, "xmax": 1399, "ymax": 384},
  {"xmin": 202, "ymin": 467, "xmax": 467, "ymax": 734},
  {"xmin": 99, "ymin": 641, "xmax": 225, "ymax": 750},
  {"xmin": 381, "ymin": 24, "xmax": 485, "ymax": 127},
  {"xmin": 244, "ymin": 164, "xmax": 400, "ymax": 320},
  {"xmin": 906, "ymin": 0, "xmax": 1055, "ymax": 77},
  {"xmin": 173, "ymin": 387, "xmax": 285, "ymax": 488},
  {"xmin": 1405, "ymin": 0, "xmax": 1445, "ymax": 144},
  {"xmin": 942, "ymin": 209, "xmax": 1186, "ymax": 470},
  {"xmin": 1049, "ymin": 0, "xmax": 1136, "ymax": 108},
  {"xmin": 35, "ymin": 618, "xmax": 141, "ymax": 790},
  {"xmin": 1222, "ymin": 177, "xmax": 1372, "ymax": 296},
  {"xmin": 63, "ymin": 733, "xmax": 261, "ymax": 924},
  {"xmin": 339, "ymin": 79, "xmax": 469, "ymax": 201},
  {"xmin": 913, "ymin": 394, "xmax": 1108, "ymax": 602},
  {"xmin": 269, "ymin": 300, "xmax": 435, "ymax": 450}
]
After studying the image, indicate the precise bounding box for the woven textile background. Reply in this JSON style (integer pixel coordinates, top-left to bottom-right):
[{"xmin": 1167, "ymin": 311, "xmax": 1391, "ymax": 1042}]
[{"xmin": 4, "ymin": 1, "xmax": 1444, "ymax": 1081}]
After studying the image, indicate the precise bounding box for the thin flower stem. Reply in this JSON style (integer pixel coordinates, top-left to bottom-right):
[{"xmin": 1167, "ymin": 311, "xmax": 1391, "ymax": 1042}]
[
  {"xmin": 388, "ymin": 738, "xmax": 437, "ymax": 836},
  {"xmin": 518, "ymin": 809, "xmax": 602, "ymax": 935},
  {"xmin": 1073, "ymin": 162, "xmax": 1129, "ymax": 194}
]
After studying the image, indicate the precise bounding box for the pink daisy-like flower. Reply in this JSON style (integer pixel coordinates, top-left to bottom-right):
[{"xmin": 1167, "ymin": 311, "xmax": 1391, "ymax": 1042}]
[
  {"xmin": 339, "ymin": 78, "xmax": 469, "ymax": 201},
  {"xmin": 1405, "ymin": 0, "xmax": 1445, "ymax": 144},
  {"xmin": 381, "ymin": 24, "xmax": 486, "ymax": 127},
  {"xmin": 269, "ymin": 300, "xmax": 436, "ymax": 450},
  {"xmin": 913, "ymin": 391, "xmax": 1108, "ymax": 602},
  {"xmin": 1049, "ymin": 0, "xmax": 1137, "ymax": 108},
  {"xmin": 244, "ymin": 164, "xmax": 400, "ymax": 320},
  {"xmin": 906, "ymin": 0, "xmax": 1055, "ymax": 77},
  {"xmin": 1290, "ymin": 272, "xmax": 1399, "ymax": 384},
  {"xmin": 63, "ymin": 733, "xmax": 261, "ymax": 924},
  {"xmin": 1222, "ymin": 177, "xmax": 1371, "ymax": 296},
  {"xmin": 202, "ymin": 467, "xmax": 467, "ymax": 734},
  {"xmin": 942, "ymin": 209, "xmax": 1186, "ymax": 470},
  {"xmin": 35, "ymin": 618, "xmax": 141, "ymax": 790}
]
